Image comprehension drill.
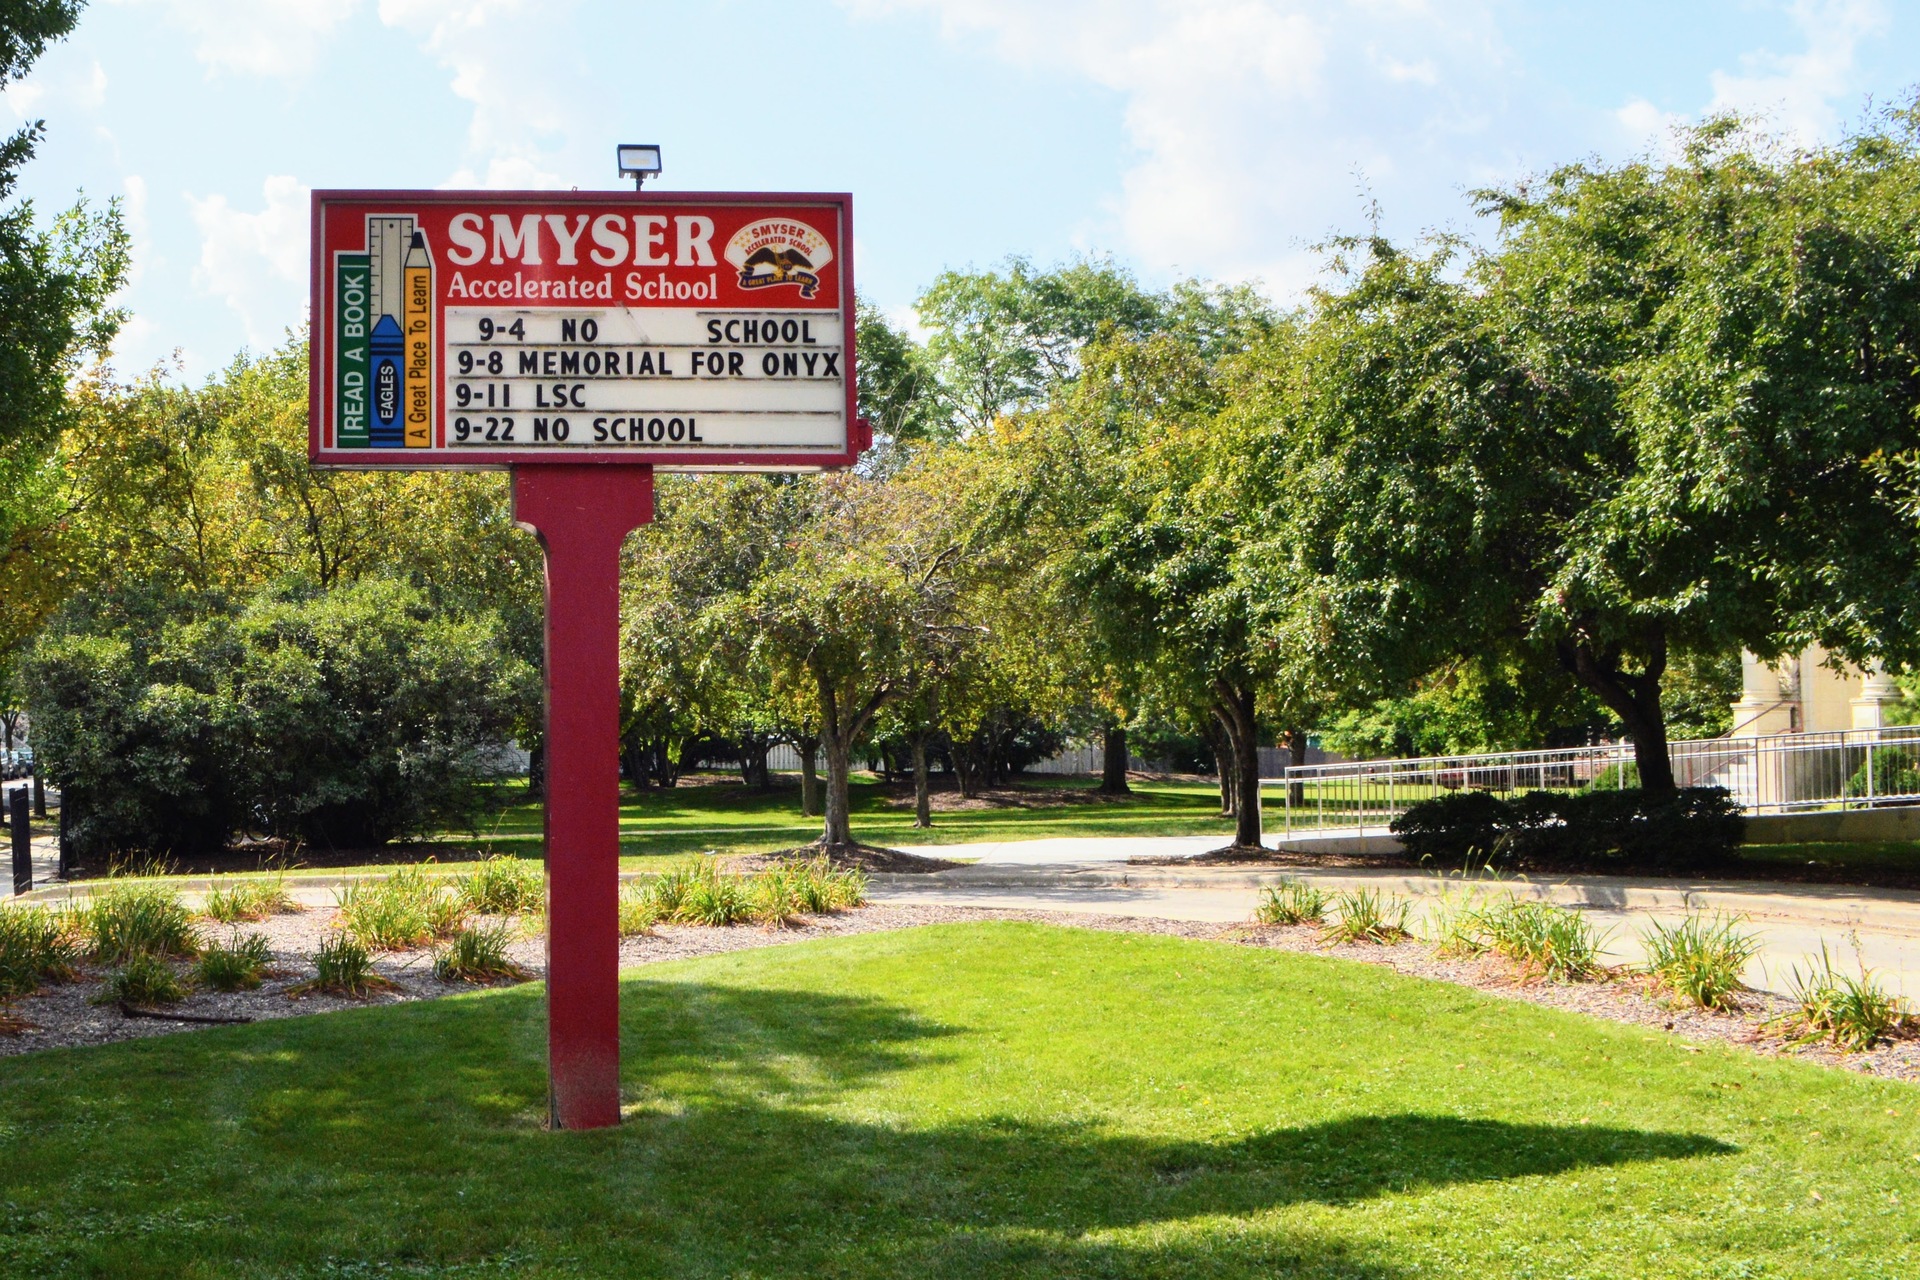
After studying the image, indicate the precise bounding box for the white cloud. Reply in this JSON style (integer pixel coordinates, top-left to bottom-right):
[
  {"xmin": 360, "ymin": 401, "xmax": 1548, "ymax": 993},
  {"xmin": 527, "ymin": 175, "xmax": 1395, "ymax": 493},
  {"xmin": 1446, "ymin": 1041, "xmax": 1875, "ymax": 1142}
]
[
  {"xmin": 186, "ymin": 174, "xmax": 310, "ymax": 347},
  {"xmin": 844, "ymin": 0, "xmax": 1509, "ymax": 295},
  {"xmin": 1704, "ymin": 0, "xmax": 1887, "ymax": 141},
  {"xmin": 113, "ymin": 0, "xmax": 363, "ymax": 78},
  {"xmin": 4, "ymin": 81, "xmax": 45, "ymax": 117},
  {"xmin": 377, "ymin": 0, "xmax": 585, "ymax": 188}
]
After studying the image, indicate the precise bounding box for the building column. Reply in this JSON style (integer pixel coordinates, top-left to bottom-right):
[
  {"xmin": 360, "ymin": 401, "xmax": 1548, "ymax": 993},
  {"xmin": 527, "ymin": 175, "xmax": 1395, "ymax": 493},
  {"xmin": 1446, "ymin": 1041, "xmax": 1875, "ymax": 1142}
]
[
  {"xmin": 1851, "ymin": 660, "xmax": 1900, "ymax": 732},
  {"xmin": 1729, "ymin": 651, "xmax": 1796, "ymax": 738}
]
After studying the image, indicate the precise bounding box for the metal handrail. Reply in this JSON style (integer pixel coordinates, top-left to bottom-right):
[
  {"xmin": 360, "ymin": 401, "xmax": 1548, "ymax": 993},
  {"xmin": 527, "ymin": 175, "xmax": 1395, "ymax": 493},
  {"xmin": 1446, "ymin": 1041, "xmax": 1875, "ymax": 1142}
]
[{"xmin": 1274, "ymin": 723, "xmax": 1920, "ymax": 835}]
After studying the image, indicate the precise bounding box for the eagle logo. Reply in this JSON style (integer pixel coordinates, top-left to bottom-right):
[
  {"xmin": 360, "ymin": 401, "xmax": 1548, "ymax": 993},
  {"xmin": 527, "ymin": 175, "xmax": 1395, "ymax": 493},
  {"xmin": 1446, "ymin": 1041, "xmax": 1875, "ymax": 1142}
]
[{"xmin": 725, "ymin": 218, "xmax": 832, "ymax": 298}]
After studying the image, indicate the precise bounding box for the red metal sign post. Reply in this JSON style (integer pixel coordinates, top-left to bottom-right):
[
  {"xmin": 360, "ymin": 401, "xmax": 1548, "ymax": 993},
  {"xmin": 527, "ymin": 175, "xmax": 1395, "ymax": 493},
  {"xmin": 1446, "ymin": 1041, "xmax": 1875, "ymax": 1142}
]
[
  {"xmin": 512, "ymin": 464, "xmax": 654, "ymax": 1128},
  {"xmin": 309, "ymin": 189, "xmax": 857, "ymax": 1129}
]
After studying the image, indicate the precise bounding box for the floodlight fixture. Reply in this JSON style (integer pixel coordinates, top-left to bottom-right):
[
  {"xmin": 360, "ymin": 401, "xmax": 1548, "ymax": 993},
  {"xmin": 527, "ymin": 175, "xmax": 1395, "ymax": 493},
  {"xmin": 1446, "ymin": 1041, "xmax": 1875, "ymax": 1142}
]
[{"xmin": 617, "ymin": 144, "xmax": 663, "ymax": 189}]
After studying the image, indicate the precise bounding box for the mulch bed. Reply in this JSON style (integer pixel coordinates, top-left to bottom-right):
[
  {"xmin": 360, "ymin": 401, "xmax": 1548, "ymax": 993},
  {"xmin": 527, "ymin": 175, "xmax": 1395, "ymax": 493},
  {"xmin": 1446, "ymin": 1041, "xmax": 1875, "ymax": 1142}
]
[
  {"xmin": 2, "ymin": 902, "xmax": 1915, "ymax": 1084},
  {"xmin": 726, "ymin": 842, "xmax": 962, "ymax": 873}
]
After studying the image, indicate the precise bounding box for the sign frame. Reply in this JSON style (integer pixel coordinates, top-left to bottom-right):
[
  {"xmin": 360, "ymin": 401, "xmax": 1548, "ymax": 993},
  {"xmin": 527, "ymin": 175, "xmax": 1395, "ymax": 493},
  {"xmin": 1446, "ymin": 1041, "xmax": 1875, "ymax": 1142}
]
[{"xmin": 307, "ymin": 188, "xmax": 863, "ymax": 472}]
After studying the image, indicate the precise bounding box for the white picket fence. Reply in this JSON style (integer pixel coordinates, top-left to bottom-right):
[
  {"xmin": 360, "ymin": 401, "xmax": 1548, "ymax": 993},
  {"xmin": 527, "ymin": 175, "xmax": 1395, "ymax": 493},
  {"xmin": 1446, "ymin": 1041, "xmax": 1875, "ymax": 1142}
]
[{"xmin": 1275, "ymin": 724, "xmax": 1920, "ymax": 835}]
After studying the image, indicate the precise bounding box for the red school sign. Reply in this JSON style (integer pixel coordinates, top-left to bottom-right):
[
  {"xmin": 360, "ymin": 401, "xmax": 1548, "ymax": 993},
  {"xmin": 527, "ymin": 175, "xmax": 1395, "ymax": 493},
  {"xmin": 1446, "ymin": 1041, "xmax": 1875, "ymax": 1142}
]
[
  {"xmin": 309, "ymin": 190, "xmax": 864, "ymax": 1131},
  {"xmin": 309, "ymin": 190, "xmax": 863, "ymax": 470}
]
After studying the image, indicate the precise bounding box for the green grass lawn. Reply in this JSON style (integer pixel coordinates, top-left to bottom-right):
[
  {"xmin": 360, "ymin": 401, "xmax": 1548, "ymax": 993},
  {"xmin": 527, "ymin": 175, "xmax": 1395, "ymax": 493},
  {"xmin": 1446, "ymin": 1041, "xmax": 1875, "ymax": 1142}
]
[
  {"xmin": 2, "ymin": 923, "xmax": 1914, "ymax": 1276},
  {"xmin": 443, "ymin": 775, "xmax": 1247, "ymax": 868}
]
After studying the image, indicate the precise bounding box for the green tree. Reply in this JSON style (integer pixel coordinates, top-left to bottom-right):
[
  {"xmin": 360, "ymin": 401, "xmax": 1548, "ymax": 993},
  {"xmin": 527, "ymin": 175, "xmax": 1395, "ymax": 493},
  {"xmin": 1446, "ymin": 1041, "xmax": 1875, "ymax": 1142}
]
[{"xmin": 0, "ymin": 0, "xmax": 129, "ymax": 656}]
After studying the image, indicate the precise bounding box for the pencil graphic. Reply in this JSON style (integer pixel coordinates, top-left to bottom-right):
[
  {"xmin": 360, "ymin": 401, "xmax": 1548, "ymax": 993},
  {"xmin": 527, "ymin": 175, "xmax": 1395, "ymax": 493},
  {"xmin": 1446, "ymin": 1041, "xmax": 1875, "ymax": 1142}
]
[{"xmin": 403, "ymin": 230, "xmax": 432, "ymax": 447}]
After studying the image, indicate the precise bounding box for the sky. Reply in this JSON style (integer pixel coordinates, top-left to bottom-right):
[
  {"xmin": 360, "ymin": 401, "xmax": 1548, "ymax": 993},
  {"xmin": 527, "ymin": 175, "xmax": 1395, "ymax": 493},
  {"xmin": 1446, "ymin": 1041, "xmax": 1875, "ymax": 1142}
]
[{"xmin": 6, "ymin": 0, "xmax": 1920, "ymax": 380}]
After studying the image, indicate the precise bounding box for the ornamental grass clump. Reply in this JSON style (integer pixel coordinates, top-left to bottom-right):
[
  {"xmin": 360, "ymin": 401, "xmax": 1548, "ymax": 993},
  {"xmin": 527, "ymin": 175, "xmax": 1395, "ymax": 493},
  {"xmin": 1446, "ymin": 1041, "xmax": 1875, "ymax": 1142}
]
[
  {"xmin": 195, "ymin": 932, "xmax": 273, "ymax": 992},
  {"xmin": 96, "ymin": 952, "xmax": 187, "ymax": 1007},
  {"xmin": 617, "ymin": 883, "xmax": 660, "ymax": 938},
  {"xmin": 1776, "ymin": 944, "xmax": 1913, "ymax": 1051},
  {"xmin": 433, "ymin": 923, "xmax": 529, "ymax": 984},
  {"xmin": 457, "ymin": 856, "xmax": 543, "ymax": 916},
  {"xmin": 750, "ymin": 867, "xmax": 805, "ymax": 927},
  {"xmin": 1425, "ymin": 889, "xmax": 1495, "ymax": 957},
  {"xmin": 1254, "ymin": 879, "xmax": 1328, "ymax": 927},
  {"xmin": 0, "ymin": 906, "xmax": 79, "ymax": 996},
  {"xmin": 202, "ymin": 875, "xmax": 298, "ymax": 924},
  {"xmin": 645, "ymin": 864, "xmax": 699, "ymax": 920},
  {"xmin": 1320, "ymin": 889, "xmax": 1412, "ymax": 945},
  {"xmin": 683, "ymin": 873, "xmax": 753, "ymax": 927},
  {"xmin": 81, "ymin": 883, "xmax": 199, "ymax": 964},
  {"xmin": 1640, "ymin": 913, "xmax": 1760, "ymax": 1010},
  {"xmin": 826, "ymin": 865, "xmax": 868, "ymax": 910},
  {"xmin": 292, "ymin": 935, "xmax": 395, "ymax": 999},
  {"xmin": 1476, "ymin": 898, "xmax": 1609, "ymax": 983},
  {"xmin": 335, "ymin": 867, "xmax": 466, "ymax": 951}
]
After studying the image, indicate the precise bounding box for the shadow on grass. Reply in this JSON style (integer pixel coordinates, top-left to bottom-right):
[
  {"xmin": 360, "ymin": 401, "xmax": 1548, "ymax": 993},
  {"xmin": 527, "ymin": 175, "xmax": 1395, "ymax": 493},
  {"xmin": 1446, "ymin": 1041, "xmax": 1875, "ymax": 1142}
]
[{"xmin": 0, "ymin": 976, "xmax": 1736, "ymax": 1279}]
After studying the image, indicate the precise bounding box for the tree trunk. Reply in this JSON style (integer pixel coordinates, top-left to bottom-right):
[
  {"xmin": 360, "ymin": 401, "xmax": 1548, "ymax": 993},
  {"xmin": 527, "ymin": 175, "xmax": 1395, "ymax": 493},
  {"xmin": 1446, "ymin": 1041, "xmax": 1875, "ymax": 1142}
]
[
  {"xmin": 740, "ymin": 738, "xmax": 771, "ymax": 791},
  {"xmin": 1559, "ymin": 630, "xmax": 1675, "ymax": 794},
  {"xmin": 620, "ymin": 728, "xmax": 649, "ymax": 790},
  {"xmin": 821, "ymin": 730, "xmax": 854, "ymax": 846},
  {"xmin": 1099, "ymin": 723, "xmax": 1131, "ymax": 795},
  {"xmin": 953, "ymin": 747, "xmax": 980, "ymax": 799},
  {"xmin": 527, "ymin": 742, "xmax": 546, "ymax": 801},
  {"xmin": 32, "ymin": 769, "xmax": 44, "ymax": 819},
  {"xmin": 913, "ymin": 734, "xmax": 932, "ymax": 828},
  {"xmin": 1286, "ymin": 727, "xmax": 1308, "ymax": 808},
  {"xmin": 1206, "ymin": 713, "xmax": 1235, "ymax": 816},
  {"xmin": 798, "ymin": 737, "xmax": 822, "ymax": 817},
  {"xmin": 1214, "ymin": 679, "xmax": 1264, "ymax": 848}
]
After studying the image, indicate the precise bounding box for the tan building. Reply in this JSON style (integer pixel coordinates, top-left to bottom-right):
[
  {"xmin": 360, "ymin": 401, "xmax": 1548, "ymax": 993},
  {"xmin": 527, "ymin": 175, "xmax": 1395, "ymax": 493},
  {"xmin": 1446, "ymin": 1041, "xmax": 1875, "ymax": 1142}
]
[{"xmin": 1729, "ymin": 646, "xmax": 1899, "ymax": 737}]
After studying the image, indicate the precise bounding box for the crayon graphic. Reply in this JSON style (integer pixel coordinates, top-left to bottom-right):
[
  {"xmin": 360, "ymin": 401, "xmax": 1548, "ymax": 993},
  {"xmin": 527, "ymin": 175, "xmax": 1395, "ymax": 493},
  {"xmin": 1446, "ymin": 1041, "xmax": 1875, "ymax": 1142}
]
[
  {"xmin": 365, "ymin": 215, "xmax": 415, "ymax": 449},
  {"xmin": 369, "ymin": 314, "xmax": 405, "ymax": 447},
  {"xmin": 403, "ymin": 230, "xmax": 432, "ymax": 447},
  {"xmin": 334, "ymin": 253, "xmax": 370, "ymax": 448}
]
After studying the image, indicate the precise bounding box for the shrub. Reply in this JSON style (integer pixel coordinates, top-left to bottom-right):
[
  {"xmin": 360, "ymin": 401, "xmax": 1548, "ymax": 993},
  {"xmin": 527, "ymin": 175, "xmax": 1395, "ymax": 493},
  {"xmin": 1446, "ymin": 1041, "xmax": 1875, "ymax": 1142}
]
[
  {"xmin": 1845, "ymin": 747, "xmax": 1920, "ymax": 800},
  {"xmin": 1640, "ymin": 913, "xmax": 1759, "ymax": 1010},
  {"xmin": 1254, "ymin": 879, "xmax": 1329, "ymax": 926},
  {"xmin": 1391, "ymin": 790, "xmax": 1509, "ymax": 864},
  {"xmin": 195, "ymin": 932, "xmax": 273, "ymax": 992},
  {"xmin": 0, "ymin": 907, "xmax": 79, "ymax": 996},
  {"xmin": 203, "ymin": 874, "xmax": 298, "ymax": 924},
  {"xmin": 1777, "ymin": 945, "xmax": 1912, "ymax": 1051},
  {"xmin": 1320, "ymin": 889, "xmax": 1412, "ymax": 945},
  {"xmin": 433, "ymin": 923, "xmax": 529, "ymax": 983},
  {"xmin": 458, "ymin": 856, "xmax": 543, "ymax": 916},
  {"xmin": 97, "ymin": 952, "xmax": 187, "ymax": 1006},
  {"xmin": 81, "ymin": 882, "xmax": 199, "ymax": 964},
  {"xmin": 1586, "ymin": 761, "xmax": 1641, "ymax": 792},
  {"xmin": 24, "ymin": 580, "xmax": 535, "ymax": 858},
  {"xmin": 1392, "ymin": 786, "xmax": 1744, "ymax": 873},
  {"xmin": 295, "ymin": 935, "xmax": 394, "ymax": 999},
  {"xmin": 1475, "ymin": 898, "xmax": 1608, "ymax": 982},
  {"xmin": 335, "ymin": 867, "xmax": 465, "ymax": 951}
]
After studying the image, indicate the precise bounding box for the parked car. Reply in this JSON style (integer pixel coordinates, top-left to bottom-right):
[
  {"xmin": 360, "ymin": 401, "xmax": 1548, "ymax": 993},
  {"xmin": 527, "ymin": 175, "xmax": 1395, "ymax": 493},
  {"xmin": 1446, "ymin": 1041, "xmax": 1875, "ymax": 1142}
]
[{"xmin": 1, "ymin": 748, "xmax": 32, "ymax": 780}]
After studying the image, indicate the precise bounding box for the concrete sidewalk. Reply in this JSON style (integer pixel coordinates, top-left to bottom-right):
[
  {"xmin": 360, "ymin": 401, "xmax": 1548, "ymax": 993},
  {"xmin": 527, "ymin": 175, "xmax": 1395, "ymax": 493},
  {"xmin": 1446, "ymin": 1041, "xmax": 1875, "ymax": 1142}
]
[{"xmin": 879, "ymin": 837, "xmax": 1920, "ymax": 998}]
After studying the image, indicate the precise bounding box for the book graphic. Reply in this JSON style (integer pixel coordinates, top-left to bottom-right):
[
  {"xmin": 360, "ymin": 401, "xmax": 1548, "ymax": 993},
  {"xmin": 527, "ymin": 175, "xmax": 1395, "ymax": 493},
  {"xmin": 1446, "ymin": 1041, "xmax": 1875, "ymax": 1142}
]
[{"xmin": 338, "ymin": 215, "xmax": 431, "ymax": 449}]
